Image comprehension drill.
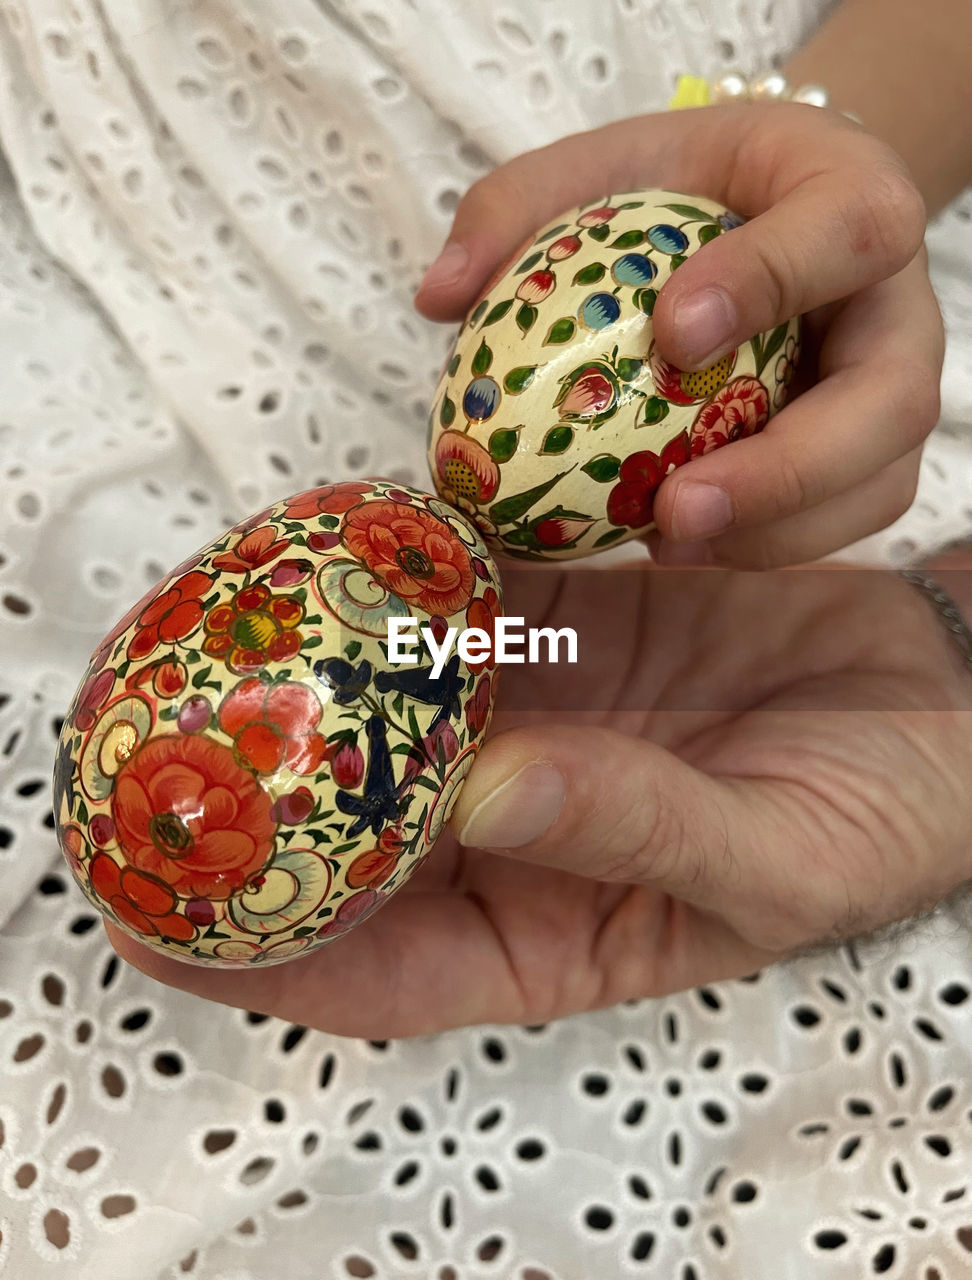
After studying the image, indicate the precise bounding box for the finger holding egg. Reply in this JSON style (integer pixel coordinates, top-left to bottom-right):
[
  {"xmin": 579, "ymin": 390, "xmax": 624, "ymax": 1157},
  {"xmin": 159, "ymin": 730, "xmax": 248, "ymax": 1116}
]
[{"xmin": 427, "ymin": 189, "xmax": 800, "ymax": 560}]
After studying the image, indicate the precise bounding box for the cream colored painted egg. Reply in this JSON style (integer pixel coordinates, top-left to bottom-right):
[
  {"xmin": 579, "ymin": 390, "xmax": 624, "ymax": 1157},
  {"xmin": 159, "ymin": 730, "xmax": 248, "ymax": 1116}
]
[
  {"xmin": 427, "ymin": 189, "xmax": 801, "ymax": 559},
  {"xmin": 52, "ymin": 480, "xmax": 501, "ymax": 967}
]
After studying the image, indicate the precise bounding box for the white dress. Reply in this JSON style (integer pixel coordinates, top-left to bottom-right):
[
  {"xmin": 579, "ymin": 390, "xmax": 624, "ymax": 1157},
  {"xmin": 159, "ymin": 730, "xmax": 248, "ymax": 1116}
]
[{"xmin": 1, "ymin": 2, "xmax": 970, "ymax": 1277}]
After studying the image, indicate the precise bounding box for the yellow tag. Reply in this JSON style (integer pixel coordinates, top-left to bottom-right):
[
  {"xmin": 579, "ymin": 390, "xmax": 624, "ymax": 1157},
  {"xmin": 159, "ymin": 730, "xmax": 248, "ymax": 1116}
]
[{"xmin": 667, "ymin": 75, "xmax": 711, "ymax": 110}]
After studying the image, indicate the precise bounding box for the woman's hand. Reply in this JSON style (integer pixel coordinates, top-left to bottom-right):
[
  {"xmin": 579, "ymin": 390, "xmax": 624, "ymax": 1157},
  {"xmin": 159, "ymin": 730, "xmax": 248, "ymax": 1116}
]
[
  {"xmin": 105, "ymin": 560, "xmax": 972, "ymax": 1037},
  {"xmin": 415, "ymin": 103, "xmax": 944, "ymax": 568}
]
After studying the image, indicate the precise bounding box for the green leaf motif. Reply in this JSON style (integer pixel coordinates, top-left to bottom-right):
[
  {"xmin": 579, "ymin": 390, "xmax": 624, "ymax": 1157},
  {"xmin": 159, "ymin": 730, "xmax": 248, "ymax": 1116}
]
[
  {"xmin": 503, "ymin": 365, "xmax": 536, "ymax": 394},
  {"xmin": 301, "ymin": 635, "xmax": 323, "ymax": 650},
  {"xmin": 535, "ymin": 222, "xmax": 569, "ymax": 244},
  {"xmin": 587, "ymin": 224, "xmax": 611, "ymax": 243},
  {"xmin": 191, "ymin": 664, "xmax": 213, "ymax": 690},
  {"xmin": 482, "ymin": 299, "xmax": 513, "ymax": 326},
  {"xmin": 698, "ymin": 223, "xmax": 722, "ymax": 245},
  {"xmin": 447, "ymin": 351, "xmax": 461, "ymax": 376},
  {"xmin": 515, "ymin": 250, "xmax": 544, "ymax": 274},
  {"xmin": 158, "ymin": 705, "xmax": 179, "ymax": 721},
  {"xmin": 594, "ymin": 528, "xmax": 627, "ymax": 548},
  {"xmin": 641, "ymin": 396, "xmax": 670, "ymax": 425},
  {"xmin": 669, "ymin": 254, "xmax": 687, "ymax": 270},
  {"xmin": 489, "ymin": 428, "xmax": 519, "ymax": 463},
  {"xmin": 504, "ymin": 527, "xmax": 540, "ymax": 549},
  {"xmin": 468, "ymin": 299, "xmax": 489, "ymax": 327},
  {"xmin": 439, "ymin": 393, "xmax": 456, "ymax": 427},
  {"xmin": 756, "ymin": 322, "xmax": 789, "ymax": 376},
  {"xmin": 540, "ymin": 425, "xmax": 574, "ymax": 455},
  {"xmin": 516, "ymin": 303, "xmax": 537, "ymax": 334},
  {"xmin": 582, "ymin": 453, "xmax": 621, "ymax": 483},
  {"xmin": 543, "ymin": 317, "xmax": 576, "ymax": 345},
  {"xmin": 345, "ymin": 639, "xmax": 362, "ymax": 662},
  {"xmin": 662, "ymin": 203, "xmax": 720, "ymax": 222},
  {"xmin": 616, "ymin": 201, "xmax": 645, "ymax": 211},
  {"xmin": 572, "ymin": 262, "xmax": 605, "ymax": 286},
  {"xmin": 472, "ymin": 339, "xmax": 492, "ymax": 376},
  {"xmin": 616, "ymin": 357, "xmax": 643, "ymax": 383},
  {"xmin": 489, "ymin": 469, "xmax": 572, "ymax": 525},
  {"xmin": 633, "ymin": 287, "xmax": 657, "ymax": 316},
  {"xmin": 609, "ymin": 229, "xmax": 644, "ymax": 249}
]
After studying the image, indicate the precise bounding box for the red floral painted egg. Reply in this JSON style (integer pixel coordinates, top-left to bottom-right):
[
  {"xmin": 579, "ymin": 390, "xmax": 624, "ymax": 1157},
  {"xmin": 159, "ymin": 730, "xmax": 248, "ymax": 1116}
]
[
  {"xmin": 53, "ymin": 481, "xmax": 501, "ymax": 967},
  {"xmin": 427, "ymin": 188, "xmax": 801, "ymax": 559}
]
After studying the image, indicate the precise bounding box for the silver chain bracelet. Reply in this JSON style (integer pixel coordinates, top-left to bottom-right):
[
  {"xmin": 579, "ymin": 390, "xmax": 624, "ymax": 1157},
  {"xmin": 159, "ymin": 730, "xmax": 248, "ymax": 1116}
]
[{"xmin": 899, "ymin": 570, "xmax": 972, "ymax": 669}]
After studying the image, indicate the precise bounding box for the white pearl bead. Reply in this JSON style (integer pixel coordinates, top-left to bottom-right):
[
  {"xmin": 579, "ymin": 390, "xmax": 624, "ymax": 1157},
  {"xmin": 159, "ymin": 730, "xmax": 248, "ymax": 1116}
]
[
  {"xmin": 711, "ymin": 72, "xmax": 749, "ymax": 102},
  {"xmin": 750, "ymin": 72, "xmax": 791, "ymax": 101},
  {"xmin": 791, "ymin": 83, "xmax": 830, "ymax": 108}
]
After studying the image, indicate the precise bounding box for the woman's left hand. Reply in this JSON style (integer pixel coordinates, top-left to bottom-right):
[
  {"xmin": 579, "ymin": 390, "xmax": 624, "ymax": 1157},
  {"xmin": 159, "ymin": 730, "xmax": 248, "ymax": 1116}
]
[{"xmin": 103, "ymin": 560, "xmax": 972, "ymax": 1037}]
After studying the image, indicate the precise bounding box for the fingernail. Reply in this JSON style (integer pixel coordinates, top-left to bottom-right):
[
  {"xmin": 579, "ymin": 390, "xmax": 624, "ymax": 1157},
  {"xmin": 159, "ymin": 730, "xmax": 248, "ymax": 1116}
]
[
  {"xmin": 456, "ymin": 762, "xmax": 566, "ymax": 849},
  {"xmin": 653, "ymin": 537, "xmax": 715, "ymax": 566},
  {"xmin": 418, "ymin": 242, "xmax": 469, "ymax": 293},
  {"xmin": 673, "ymin": 287, "xmax": 736, "ymax": 367},
  {"xmin": 671, "ymin": 481, "xmax": 733, "ymax": 540}
]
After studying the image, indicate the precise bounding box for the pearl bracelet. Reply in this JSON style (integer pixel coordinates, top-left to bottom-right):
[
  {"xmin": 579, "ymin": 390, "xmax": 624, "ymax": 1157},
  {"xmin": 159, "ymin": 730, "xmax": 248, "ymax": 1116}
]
[{"xmin": 668, "ymin": 71, "xmax": 861, "ymax": 123}]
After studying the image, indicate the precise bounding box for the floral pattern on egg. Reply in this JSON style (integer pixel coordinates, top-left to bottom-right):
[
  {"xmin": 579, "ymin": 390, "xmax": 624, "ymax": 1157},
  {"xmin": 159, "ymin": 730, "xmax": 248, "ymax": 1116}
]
[
  {"xmin": 53, "ymin": 480, "xmax": 501, "ymax": 967},
  {"xmin": 427, "ymin": 189, "xmax": 801, "ymax": 559}
]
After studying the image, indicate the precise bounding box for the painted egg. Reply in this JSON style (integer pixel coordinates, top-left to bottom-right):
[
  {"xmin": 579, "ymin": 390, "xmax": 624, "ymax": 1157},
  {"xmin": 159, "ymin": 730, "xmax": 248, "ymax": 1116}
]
[
  {"xmin": 427, "ymin": 189, "xmax": 801, "ymax": 559},
  {"xmin": 52, "ymin": 480, "xmax": 502, "ymax": 967}
]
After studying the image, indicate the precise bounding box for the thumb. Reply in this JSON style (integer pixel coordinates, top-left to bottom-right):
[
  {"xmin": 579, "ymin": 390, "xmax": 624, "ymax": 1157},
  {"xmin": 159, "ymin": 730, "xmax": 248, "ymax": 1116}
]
[{"xmin": 450, "ymin": 723, "xmax": 813, "ymax": 948}]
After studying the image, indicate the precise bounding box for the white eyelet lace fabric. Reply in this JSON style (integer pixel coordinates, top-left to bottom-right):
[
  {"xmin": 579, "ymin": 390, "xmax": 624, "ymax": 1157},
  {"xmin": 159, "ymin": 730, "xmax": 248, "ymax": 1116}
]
[{"xmin": 1, "ymin": 1, "xmax": 970, "ymax": 1276}]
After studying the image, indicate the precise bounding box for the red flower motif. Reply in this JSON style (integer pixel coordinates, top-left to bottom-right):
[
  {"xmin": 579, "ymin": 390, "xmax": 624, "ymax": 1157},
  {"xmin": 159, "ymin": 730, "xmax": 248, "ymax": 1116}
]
[
  {"xmin": 649, "ymin": 344, "xmax": 737, "ymax": 406},
  {"xmin": 546, "ymin": 234, "xmax": 582, "ymax": 260},
  {"xmin": 465, "ymin": 673, "xmax": 492, "ymax": 737},
  {"xmin": 315, "ymin": 887, "xmax": 383, "ymax": 938},
  {"xmin": 534, "ymin": 515, "xmax": 594, "ymax": 549},
  {"xmin": 330, "ymin": 740, "xmax": 364, "ymax": 789},
  {"xmin": 515, "ymin": 269, "xmax": 556, "ymax": 304},
  {"xmin": 557, "ymin": 365, "xmax": 617, "ymax": 420},
  {"xmin": 690, "ymin": 377, "xmax": 770, "ymax": 457},
  {"xmin": 464, "ymin": 587, "xmax": 501, "ymax": 672},
  {"xmin": 218, "ymin": 677, "xmax": 327, "ymax": 776},
  {"xmin": 88, "ymin": 852, "xmax": 197, "ymax": 941},
  {"xmin": 577, "ymin": 205, "xmax": 617, "ymax": 227},
  {"xmin": 434, "ymin": 431, "xmax": 500, "ymax": 505},
  {"xmin": 341, "ymin": 500, "xmax": 475, "ymax": 616},
  {"xmin": 127, "ymin": 570, "xmax": 212, "ymax": 662},
  {"xmin": 345, "ymin": 847, "xmax": 398, "ymax": 890},
  {"xmin": 212, "ymin": 525, "xmax": 291, "ymax": 574},
  {"xmin": 268, "ymin": 558, "xmax": 313, "ymax": 588},
  {"xmin": 403, "ymin": 719, "xmax": 460, "ymax": 782},
  {"xmin": 111, "ymin": 733, "xmax": 276, "ymax": 899},
  {"xmin": 73, "ymin": 666, "xmax": 115, "ymax": 732},
  {"xmin": 283, "ymin": 482, "xmax": 372, "ymax": 520},
  {"xmin": 606, "ymin": 433, "xmax": 691, "ymax": 528},
  {"xmin": 203, "ymin": 583, "xmax": 305, "ymax": 673}
]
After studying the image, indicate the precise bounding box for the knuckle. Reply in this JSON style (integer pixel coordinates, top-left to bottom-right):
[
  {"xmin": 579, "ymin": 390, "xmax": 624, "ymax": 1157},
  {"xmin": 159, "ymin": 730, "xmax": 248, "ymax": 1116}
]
[
  {"xmin": 598, "ymin": 791, "xmax": 689, "ymax": 887},
  {"xmin": 771, "ymin": 450, "xmax": 817, "ymax": 518},
  {"xmin": 752, "ymin": 229, "xmax": 801, "ymax": 319},
  {"xmin": 841, "ymin": 164, "xmax": 926, "ymax": 272}
]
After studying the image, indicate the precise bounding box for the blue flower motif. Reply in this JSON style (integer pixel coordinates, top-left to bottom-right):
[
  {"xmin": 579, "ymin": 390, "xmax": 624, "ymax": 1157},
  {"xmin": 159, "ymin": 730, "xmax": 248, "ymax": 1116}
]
[
  {"xmin": 313, "ymin": 657, "xmax": 374, "ymax": 706},
  {"xmin": 718, "ymin": 211, "xmax": 745, "ymax": 231},
  {"xmin": 646, "ymin": 224, "xmax": 689, "ymax": 254},
  {"xmin": 578, "ymin": 292, "xmax": 622, "ymax": 331},
  {"xmin": 462, "ymin": 376, "xmax": 501, "ymax": 422},
  {"xmin": 335, "ymin": 716, "xmax": 401, "ymax": 839},
  {"xmin": 374, "ymin": 654, "xmax": 464, "ymax": 731},
  {"xmin": 611, "ymin": 253, "xmax": 657, "ymax": 287}
]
